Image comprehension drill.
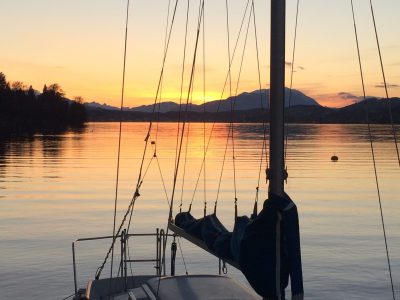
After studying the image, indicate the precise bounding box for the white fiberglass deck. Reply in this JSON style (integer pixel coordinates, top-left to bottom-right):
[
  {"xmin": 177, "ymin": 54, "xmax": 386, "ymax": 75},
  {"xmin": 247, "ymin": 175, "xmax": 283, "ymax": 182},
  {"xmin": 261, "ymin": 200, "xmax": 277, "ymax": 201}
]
[{"xmin": 86, "ymin": 275, "xmax": 260, "ymax": 300}]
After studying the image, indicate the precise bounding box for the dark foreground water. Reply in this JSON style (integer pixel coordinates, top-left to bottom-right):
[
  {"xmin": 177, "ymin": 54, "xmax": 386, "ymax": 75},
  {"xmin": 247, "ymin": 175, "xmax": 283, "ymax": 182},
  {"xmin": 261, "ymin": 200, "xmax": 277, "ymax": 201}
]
[{"xmin": 1, "ymin": 122, "xmax": 399, "ymax": 299}]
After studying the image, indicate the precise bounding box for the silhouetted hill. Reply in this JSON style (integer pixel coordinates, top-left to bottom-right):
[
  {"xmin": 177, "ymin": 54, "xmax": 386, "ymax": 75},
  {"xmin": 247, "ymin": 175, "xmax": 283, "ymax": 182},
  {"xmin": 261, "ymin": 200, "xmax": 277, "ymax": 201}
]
[
  {"xmin": 285, "ymin": 98, "xmax": 400, "ymax": 124},
  {"xmin": 129, "ymin": 88, "xmax": 319, "ymax": 113},
  {"xmin": 131, "ymin": 101, "xmax": 181, "ymax": 113},
  {"xmin": 84, "ymin": 101, "xmax": 120, "ymax": 111},
  {"xmin": 87, "ymin": 97, "xmax": 400, "ymax": 124}
]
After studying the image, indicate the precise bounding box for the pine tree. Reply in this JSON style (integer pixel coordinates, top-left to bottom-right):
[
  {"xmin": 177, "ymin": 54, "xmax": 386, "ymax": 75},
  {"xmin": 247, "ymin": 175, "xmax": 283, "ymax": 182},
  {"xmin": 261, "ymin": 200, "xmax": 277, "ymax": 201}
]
[{"xmin": 0, "ymin": 72, "xmax": 6, "ymax": 91}]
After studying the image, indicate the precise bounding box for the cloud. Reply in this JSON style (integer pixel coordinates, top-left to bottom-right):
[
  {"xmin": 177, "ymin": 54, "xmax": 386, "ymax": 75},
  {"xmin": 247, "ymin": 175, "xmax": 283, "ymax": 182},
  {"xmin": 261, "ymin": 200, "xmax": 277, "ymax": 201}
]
[
  {"xmin": 337, "ymin": 92, "xmax": 368, "ymax": 103},
  {"xmin": 285, "ymin": 61, "xmax": 305, "ymax": 71},
  {"xmin": 374, "ymin": 82, "xmax": 399, "ymax": 88},
  {"xmin": 338, "ymin": 92, "xmax": 360, "ymax": 100},
  {"xmin": 337, "ymin": 92, "xmax": 378, "ymax": 102}
]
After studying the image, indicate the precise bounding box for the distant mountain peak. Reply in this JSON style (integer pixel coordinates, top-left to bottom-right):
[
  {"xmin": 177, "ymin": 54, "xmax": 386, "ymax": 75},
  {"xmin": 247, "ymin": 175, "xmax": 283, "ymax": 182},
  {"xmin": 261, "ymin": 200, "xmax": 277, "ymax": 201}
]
[
  {"xmin": 84, "ymin": 101, "xmax": 120, "ymax": 110},
  {"xmin": 129, "ymin": 88, "xmax": 319, "ymax": 113}
]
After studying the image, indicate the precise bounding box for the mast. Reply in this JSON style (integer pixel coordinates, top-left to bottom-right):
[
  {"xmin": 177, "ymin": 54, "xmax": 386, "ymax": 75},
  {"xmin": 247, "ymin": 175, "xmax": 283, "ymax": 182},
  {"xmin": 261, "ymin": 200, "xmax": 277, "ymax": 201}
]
[{"xmin": 269, "ymin": 0, "xmax": 286, "ymax": 196}]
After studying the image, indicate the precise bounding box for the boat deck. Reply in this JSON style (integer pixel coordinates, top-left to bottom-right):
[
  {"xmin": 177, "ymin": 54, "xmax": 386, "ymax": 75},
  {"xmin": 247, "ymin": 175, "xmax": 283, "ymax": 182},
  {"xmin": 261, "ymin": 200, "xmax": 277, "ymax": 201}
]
[{"xmin": 85, "ymin": 275, "xmax": 260, "ymax": 300}]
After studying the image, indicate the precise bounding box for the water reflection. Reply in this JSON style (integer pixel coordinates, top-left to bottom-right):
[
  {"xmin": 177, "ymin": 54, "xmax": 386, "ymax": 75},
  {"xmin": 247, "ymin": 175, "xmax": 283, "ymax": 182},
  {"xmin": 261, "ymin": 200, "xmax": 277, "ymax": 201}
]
[
  {"xmin": 0, "ymin": 122, "xmax": 399, "ymax": 300},
  {"xmin": 0, "ymin": 129, "xmax": 87, "ymax": 184},
  {"xmin": 0, "ymin": 143, "xmax": 5, "ymax": 198},
  {"xmin": 40, "ymin": 135, "xmax": 65, "ymax": 158}
]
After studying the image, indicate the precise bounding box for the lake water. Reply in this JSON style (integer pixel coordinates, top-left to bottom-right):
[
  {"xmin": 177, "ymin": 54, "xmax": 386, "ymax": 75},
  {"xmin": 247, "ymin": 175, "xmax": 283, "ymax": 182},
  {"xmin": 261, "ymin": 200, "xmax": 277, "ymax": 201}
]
[{"xmin": 1, "ymin": 122, "xmax": 399, "ymax": 299}]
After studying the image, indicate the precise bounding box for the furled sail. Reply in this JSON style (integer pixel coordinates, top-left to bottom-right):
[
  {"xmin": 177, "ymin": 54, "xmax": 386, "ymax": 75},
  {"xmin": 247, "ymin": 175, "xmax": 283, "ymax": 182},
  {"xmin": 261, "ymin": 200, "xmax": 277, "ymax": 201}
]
[{"xmin": 173, "ymin": 192, "xmax": 303, "ymax": 299}]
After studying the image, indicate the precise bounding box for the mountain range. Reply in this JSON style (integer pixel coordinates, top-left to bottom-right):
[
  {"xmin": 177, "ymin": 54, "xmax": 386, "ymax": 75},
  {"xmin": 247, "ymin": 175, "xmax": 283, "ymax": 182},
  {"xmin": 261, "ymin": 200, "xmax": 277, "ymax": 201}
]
[
  {"xmin": 130, "ymin": 88, "xmax": 319, "ymax": 113},
  {"xmin": 85, "ymin": 88, "xmax": 319, "ymax": 113},
  {"xmin": 84, "ymin": 89, "xmax": 400, "ymax": 124}
]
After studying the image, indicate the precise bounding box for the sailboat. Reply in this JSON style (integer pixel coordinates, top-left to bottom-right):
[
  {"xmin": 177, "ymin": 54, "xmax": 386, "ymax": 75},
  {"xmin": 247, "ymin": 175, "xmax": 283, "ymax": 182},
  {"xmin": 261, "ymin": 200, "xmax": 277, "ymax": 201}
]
[
  {"xmin": 70, "ymin": 0, "xmax": 400, "ymax": 297},
  {"xmin": 69, "ymin": 0, "xmax": 400, "ymax": 298},
  {"xmin": 71, "ymin": 1, "xmax": 302, "ymax": 299}
]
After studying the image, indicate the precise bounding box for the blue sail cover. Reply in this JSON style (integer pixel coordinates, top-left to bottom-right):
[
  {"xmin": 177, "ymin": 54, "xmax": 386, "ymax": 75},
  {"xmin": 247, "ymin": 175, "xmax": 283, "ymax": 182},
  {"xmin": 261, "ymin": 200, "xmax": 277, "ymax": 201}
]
[
  {"xmin": 174, "ymin": 193, "xmax": 303, "ymax": 299},
  {"xmin": 174, "ymin": 212, "xmax": 234, "ymax": 261}
]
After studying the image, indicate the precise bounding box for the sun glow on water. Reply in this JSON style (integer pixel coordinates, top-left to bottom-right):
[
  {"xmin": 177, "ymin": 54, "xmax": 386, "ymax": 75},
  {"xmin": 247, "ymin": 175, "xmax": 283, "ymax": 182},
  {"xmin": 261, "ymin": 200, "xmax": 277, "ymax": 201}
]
[{"xmin": 1, "ymin": 123, "xmax": 399, "ymax": 299}]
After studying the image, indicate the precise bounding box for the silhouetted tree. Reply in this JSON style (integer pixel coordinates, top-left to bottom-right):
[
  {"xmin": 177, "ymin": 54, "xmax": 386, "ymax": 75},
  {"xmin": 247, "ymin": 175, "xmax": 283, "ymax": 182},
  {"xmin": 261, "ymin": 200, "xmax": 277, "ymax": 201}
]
[
  {"xmin": 46, "ymin": 83, "xmax": 65, "ymax": 98},
  {"xmin": 27, "ymin": 85, "xmax": 35, "ymax": 98},
  {"xmin": 69, "ymin": 96, "xmax": 87, "ymax": 125},
  {"xmin": 0, "ymin": 73, "xmax": 6, "ymax": 124},
  {"xmin": 74, "ymin": 96, "xmax": 83, "ymax": 104},
  {"xmin": 38, "ymin": 82, "xmax": 69, "ymax": 127},
  {"xmin": 0, "ymin": 72, "xmax": 6, "ymax": 91},
  {"xmin": 0, "ymin": 72, "xmax": 87, "ymax": 136},
  {"xmin": 11, "ymin": 81, "xmax": 26, "ymax": 91}
]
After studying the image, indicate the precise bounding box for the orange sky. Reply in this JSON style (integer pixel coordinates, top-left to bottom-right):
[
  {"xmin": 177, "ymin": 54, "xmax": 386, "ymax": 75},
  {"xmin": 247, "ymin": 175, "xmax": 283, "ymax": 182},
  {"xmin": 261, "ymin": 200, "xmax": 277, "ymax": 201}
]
[{"xmin": 0, "ymin": 0, "xmax": 399, "ymax": 108}]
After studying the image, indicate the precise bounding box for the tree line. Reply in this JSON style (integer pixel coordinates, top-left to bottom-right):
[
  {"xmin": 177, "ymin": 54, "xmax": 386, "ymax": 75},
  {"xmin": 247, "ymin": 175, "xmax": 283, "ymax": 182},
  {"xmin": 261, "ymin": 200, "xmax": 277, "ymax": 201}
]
[{"xmin": 0, "ymin": 72, "xmax": 87, "ymax": 135}]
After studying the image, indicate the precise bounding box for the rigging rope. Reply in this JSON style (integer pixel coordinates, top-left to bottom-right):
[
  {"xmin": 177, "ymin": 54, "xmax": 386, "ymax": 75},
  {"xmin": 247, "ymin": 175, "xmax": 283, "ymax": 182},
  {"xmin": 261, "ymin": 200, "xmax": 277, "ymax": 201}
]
[
  {"xmin": 284, "ymin": 0, "xmax": 300, "ymax": 163},
  {"xmin": 225, "ymin": 0, "xmax": 239, "ymax": 218},
  {"xmin": 177, "ymin": 0, "xmax": 205, "ymax": 218},
  {"xmin": 232, "ymin": 3, "xmax": 254, "ymax": 217},
  {"xmin": 155, "ymin": 152, "xmax": 171, "ymax": 207},
  {"xmin": 168, "ymin": 0, "xmax": 204, "ymax": 224},
  {"xmin": 110, "ymin": 0, "xmax": 130, "ymax": 281},
  {"xmin": 225, "ymin": 0, "xmax": 232, "ymax": 99},
  {"xmin": 214, "ymin": 126, "xmax": 231, "ymax": 213},
  {"xmin": 214, "ymin": 1, "xmax": 253, "ymax": 216},
  {"xmin": 125, "ymin": 0, "xmax": 180, "ymax": 279},
  {"xmin": 350, "ymin": 1, "xmax": 396, "ymax": 299},
  {"xmin": 126, "ymin": 0, "xmax": 180, "ymax": 252},
  {"xmin": 96, "ymin": 153, "xmax": 157, "ymax": 280},
  {"xmin": 179, "ymin": 90, "xmax": 195, "ymax": 212},
  {"xmin": 158, "ymin": 1, "xmax": 205, "ymax": 294},
  {"xmin": 177, "ymin": 236, "xmax": 189, "ymax": 275},
  {"xmin": 127, "ymin": 155, "xmax": 157, "ymax": 233},
  {"xmin": 150, "ymin": 0, "xmax": 175, "ymax": 210},
  {"xmin": 251, "ymin": 0, "xmax": 268, "ymax": 217},
  {"xmin": 155, "ymin": 0, "xmax": 174, "ymax": 154},
  {"xmin": 177, "ymin": 1, "xmax": 199, "ymax": 215},
  {"xmin": 202, "ymin": 0, "xmax": 207, "ymax": 218},
  {"xmin": 190, "ymin": 0, "xmax": 252, "ymax": 212},
  {"xmin": 129, "ymin": 0, "xmax": 180, "ymax": 230},
  {"xmin": 95, "ymin": 0, "xmax": 180, "ymax": 281},
  {"xmin": 176, "ymin": 0, "xmax": 190, "ymax": 214},
  {"xmin": 368, "ymin": 0, "xmax": 400, "ymax": 167}
]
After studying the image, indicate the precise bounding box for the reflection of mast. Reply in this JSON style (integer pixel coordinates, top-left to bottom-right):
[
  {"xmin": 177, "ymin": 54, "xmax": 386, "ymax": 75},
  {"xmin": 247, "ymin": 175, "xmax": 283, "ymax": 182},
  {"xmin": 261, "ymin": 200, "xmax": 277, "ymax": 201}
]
[{"xmin": 269, "ymin": 0, "xmax": 286, "ymax": 196}]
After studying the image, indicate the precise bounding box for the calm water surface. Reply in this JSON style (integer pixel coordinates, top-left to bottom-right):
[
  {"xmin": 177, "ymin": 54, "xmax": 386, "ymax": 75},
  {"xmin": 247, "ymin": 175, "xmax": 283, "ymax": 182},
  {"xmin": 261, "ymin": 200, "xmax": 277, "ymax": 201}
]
[{"xmin": 1, "ymin": 122, "xmax": 399, "ymax": 299}]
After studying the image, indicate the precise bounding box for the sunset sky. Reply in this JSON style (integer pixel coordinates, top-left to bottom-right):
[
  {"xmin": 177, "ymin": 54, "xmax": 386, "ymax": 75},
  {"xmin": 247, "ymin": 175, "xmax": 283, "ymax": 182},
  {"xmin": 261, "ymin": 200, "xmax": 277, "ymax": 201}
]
[{"xmin": 0, "ymin": 0, "xmax": 399, "ymax": 108}]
